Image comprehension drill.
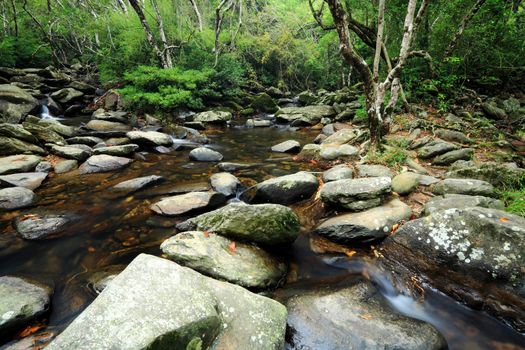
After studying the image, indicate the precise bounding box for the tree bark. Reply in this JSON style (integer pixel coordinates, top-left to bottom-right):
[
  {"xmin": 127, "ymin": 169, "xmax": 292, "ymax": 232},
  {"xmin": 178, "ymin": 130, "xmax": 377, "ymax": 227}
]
[
  {"xmin": 188, "ymin": 0, "xmax": 203, "ymax": 32},
  {"xmin": 151, "ymin": 0, "xmax": 173, "ymax": 68},
  {"xmin": 214, "ymin": 0, "xmax": 234, "ymax": 67},
  {"xmin": 444, "ymin": 0, "xmax": 487, "ymax": 58}
]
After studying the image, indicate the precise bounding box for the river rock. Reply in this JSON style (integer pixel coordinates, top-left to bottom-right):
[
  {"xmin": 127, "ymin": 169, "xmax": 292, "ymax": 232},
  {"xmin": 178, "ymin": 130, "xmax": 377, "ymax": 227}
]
[
  {"xmin": 92, "ymin": 110, "xmax": 128, "ymax": 123},
  {"xmin": 482, "ymin": 102, "xmax": 507, "ymax": 119},
  {"xmin": 381, "ymin": 207, "xmax": 525, "ymax": 331},
  {"xmin": 0, "ymin": 84, "xmax": 38, "ymax": 123},
  {"xmin": 424, "ymin": 194, "xmax": 504, "ymax": 214},
  {"xmin": 250, "ymin": 93, "xmax": 278, "ymax": 113},
  {"xmin": 0, "ymin": 123, "xmax": 37, "ymax": 143},
  {"xmin": 177, "ymin": 203, "xmax": 300, "ymax": 245},
  {"xmin": 271, "ymin": 140, "xmax": 300, "ymax": 153},
  {"xmin": 126, "ymin": 130, "xmax": 172, "ymax": 146},
  {"xmin": 321, "ymin": 128, "xmax": 359, "ymax": 145},
  {"xmin": 54, "ymin": 159, "xmax": 78, "ymax": 173},
  {"xmin": 93, "ymin": 144, "xmax": 139, "ymax": 156},
  {"xmin": 189, "ymin": 147, "xmax": 223, "ymax": 162},
  {"xmin": 433, "ymin": 148, "xmax": 474, "ymax": 166},
  {"xmin": 435, "ymin": 129, "xmax": 471, "ymax": 144},
  {"xmin": 79, "ymin": 155, "xmax": 132, "ymax": 174},
  {"xmin": 322, "ymin": 165, "xmax": 353, "ymax": 182},
  {"xmin": 50, "ymin": 88, "xmax": 83, "ymax": 104},
  {"xmin": 14, "ymin": 213, "xmax": 72, "ymax": 239},
  {"xmin": 37, "ymin": 120, "xmax": 75, "ymax": 138},
  {"xmin": 46, "ymin": 254, "xmax": 287, "ymax": 350},
  {"xmin": 0, "ymin": 277, "xmax": 51, "ymax": 339},
  {"xmin": 161, "ymin": 231, "xmax": 286, "ymax": 289},
  {"xmin": 210, "ymin": 172, "xmax": 240, "ymax": 197},
  {"xmin": 417, "ymin": 141, "xmax": 459, "ymax": 159},
  {"xmin": 319, "ymin": 144, "xmax": 359, "ymax": 160},
  {"xmin": 0, "ymin": 187, "xmax": 36, "ymax": 210},
  {"xmin": 356, "ymin": 164, "xmax": 394, "ymax": 178},
  {"xmin": 285, "ymin": 280, "xmax": 447, "ymax": 350},
  {"xmin": 193, "ymin": 111, "xmax": 232, "ymax": 124},
  {"xmin": 0, "ymin": 172, "xmax": 47, "ymax": 190},
  {"xmin": 22, "ymin": 122, "xmax": 66, "ymax": 145},
  {"xmin": 35, "ymin": 161, "xmax": 52, "ymax": 173},
  {"xmin": 218, "ymin": 162, "xmax": 256, "ymax": 172},
  {"xmin": 50, "ymin": 145, "xmax": 90, "ymax": 161},
  {"xmin": 0, "ymin": 155, "xmax": 41, "ymax": 175},
  {"xmin": 246, "ymin": 118, "xmax": 272, "ymax": 127},
  {"xmin": 0, "ymin": 136, "xmax": 46, "ymax": 156},
  {"xmin": 432, "ymin": 178, "xmax": 494, "ymax": 197},
  {"xmin": 277, "ymin": 105, "xmax": 336, "ymax": 125},
  {"xmin": 392, "ymin": 172, "xmax": 420, "ymax": 195},
  {"xmin": 445, "ymin": 162, "xmax": 525, "ymax": 187},
  {"xmin": 320, "ymin": 177, "xmax": 392, "ymax": 211},
  {"xmin": 254, "ymin": 171, "xmax": 319, "ymax": 205},
  {"xmin": 150, "ymin": 191, "xmax": 226, "ymax": 216},
  {"xmin": 85, "ymin": 120, "xmax": 131, "ymax": 133},
  {"xmin": 114, "ymin": 175, "xmax": 164, "ymax": 192},
  {"xmin": 314, "ymin": 198, "xmax": 411, "ymax": 244},
  {"xmin": 66, "ymin": 136, "xmax": 103, "ymax": 146}
]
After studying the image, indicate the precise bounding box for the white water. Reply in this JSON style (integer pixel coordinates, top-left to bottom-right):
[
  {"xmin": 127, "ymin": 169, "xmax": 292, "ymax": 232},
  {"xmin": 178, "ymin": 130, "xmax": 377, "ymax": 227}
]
[{"xmin": 40, "ymin": 104, "xmax": 64, "ymax": 121}]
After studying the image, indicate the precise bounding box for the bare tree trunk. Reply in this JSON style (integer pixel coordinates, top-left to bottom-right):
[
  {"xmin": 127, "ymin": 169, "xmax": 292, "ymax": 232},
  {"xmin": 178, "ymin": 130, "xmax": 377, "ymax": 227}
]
[
  {"xmin": 116, "ymin": 0, "xmax": 128, "ymax": 13},
  {"xmin": 213, "ymin": 0, "xmax": 234, "ymax": 67},
  {"xmin": 128, "ymin": 0, "xmax": 168, "ymax": 68},
  {"xmin": 230, "ymin": 0, "xmax": 243, "ymax": 49},
  {"xmin": 444, "ymin": 0, "xmax": 487, "ymax": 58},
  {"xmin": 9, "ymin": 0, "xmax": 18, "ymax": 37},
  {"xmin": 151, "ymin": 0, "xmax": 173, "ymax": 68},
  {"xmin": 188, "ymin": 0, "xmax": 203, "ymax": 32}
]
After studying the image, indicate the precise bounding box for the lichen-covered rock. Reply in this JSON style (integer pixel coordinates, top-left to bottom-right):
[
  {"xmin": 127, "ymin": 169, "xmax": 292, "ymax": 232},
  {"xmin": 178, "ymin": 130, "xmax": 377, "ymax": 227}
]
[
  {"xmin": 150, "ymin": 191, "xmax": 226, "ymax": 216},
  {"xmin": 46, "ymin": 254, "xmax": 287, "ymax": 350},
  {"xmin": 50, "ymin": 145, "xmax": 90, "ymax": 161},
  {"xmin": 356, "ymin": 164, "xmax": 394, "ymax": 178},
  {"xmin": 21, "ymin": 123, "xmax": 66, "ymax": 145},
  {"xmin": 50, "ymin": 88, "xmax": 83, "ymax": 104},
  {"xmin": 286, "ymin": 280, "xmax": 447, "ymax": 350},
  {"xmin": 177, "ymin": 203, "xmax": 300, "ymax": 245},
  {"xmin": 161, "ymin": 231, "xmax": 286, "ymax": 289},
  {"xmin": 482, "ymin": 102, "xmax": 507, "ymax": 119},
  {"xmin": 435, "ymin": 129, "xmax": 471, "ymax": 144},
  {"xmin": 0, "ymin": 136, "xmax": 46, "ymax": 156},
  {"xmin": 254, "ymin": 172, "xmax": 319, "ymax": 205},
  {"xmin": 276, "ymin": 105, "xmax": 335, "ymax": 125},
  {"xmin": 381, "ymin": 207, "xmax": 525, "ymax": 332},
  {"xmin": 320, "ymin": 177, "xmax": 392, "ymax": 211},
  {"xmin": 250, "ymin": 93, "xmax": 278, "ymax": 113},
  {"xmin": 424, "ymin": 194, "xmax": 504, "ymax": 214},
  {"xmin": 314, "ymin": 198, "xmax": 411, "ymax": 244},
  {"xmin": 0, "ymin": 123, "xmax": 38, "ymax": 143},
  {"xmin": 0, "ymin": 84, "xmax": 38, "ymax": 123},
  {"xmin": 432, "ymin": 178, "xmax": 494, "ymax": 197},
  {"xmin": 445, "ymin": 162, "xmax": 525, "ymax": 187}
]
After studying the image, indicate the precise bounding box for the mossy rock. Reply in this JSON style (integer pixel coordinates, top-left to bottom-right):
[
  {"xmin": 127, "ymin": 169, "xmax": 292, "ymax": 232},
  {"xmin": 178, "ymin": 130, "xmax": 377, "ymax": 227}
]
[{"xmin": 250, "ymin": 93, "xmax": 278, "ymax": 113}]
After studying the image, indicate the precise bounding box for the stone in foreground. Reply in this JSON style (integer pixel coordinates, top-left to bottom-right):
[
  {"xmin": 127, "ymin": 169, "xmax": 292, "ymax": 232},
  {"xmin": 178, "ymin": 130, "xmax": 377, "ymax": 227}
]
[
  {"xmin": 314, "ymin": 198, "xmax": 411, "ymax": 244},
  {"xmin": 391, "ymin": 172, "xmax": 420, "ymax": 195},
  {"xmin": 381, "ymin": 207, "xmax": 525, "ymax": 332},
  {"xmin": 254, "ymin": 171, "xmax": 319, "ymax": 205},
  {"xmin": 0, "ymin": 155, "xmax": 41, "ymax": 175},
  {"xmin": 286, "ymin": 280, "xmax": 447, "ymax": 350},
  {"xmin": 79, "ymin": 155, "xmax": 132, "ymax": 174},
  {"xmin": 424, "ymin": 194, "xmax": 504, "ymax": 214},
  {"xmin": 47, "ymin": 254, "xmax": 287, "ymax": 350},
  {"xmin": 150, "ymin": 191, "xmax": 225, "ymax": 216},
  {"xmin": 161, "ymin": 231, "xmax": 286, "ymax": 289},
  {"xmin": 0, "ymin": 172, "xmax": 47, "ymax": 190},
  {"xmin": 50, "ymin": 145, "xmax": 90, "ymax": 162},
  {"xmin": 177, "ymin": 203, "xmax": 300, "ymax": 245},
  {"xmin": 210, "ymin": 172, "xmax": 240, "ymax": 197},
  {"xmin": 0, "ymin": 276, "xmax": 51, "ymax": 339},
  {"xmin": 432, "ymin": 178, "xmax": 494, "ymax": 197},
  {"xmin": 0, "ymin": 187, "xmax": 36, "ymax": 210},
  {"xmin": 189, "ymin": 147, "xmax": 223, "ymax": 162},
  {"xmin": 320, "ymin": 177, "xmax": 391, "ymax": 211}
]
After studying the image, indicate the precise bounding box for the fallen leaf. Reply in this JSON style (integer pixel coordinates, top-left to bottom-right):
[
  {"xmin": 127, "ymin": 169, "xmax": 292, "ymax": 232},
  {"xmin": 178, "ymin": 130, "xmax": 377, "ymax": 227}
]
[
  {"xmin": 359, "ymin": 314, "xmax": 373, "ymax": 320},
  {"xmin": 309, "ymin": 159, "xmax": 318, "ymax": 165},
  {"xmin": 19, "ymin": 214, "xmax": 39, "ymax": 221},
  {"xmin": 500, "ymin": 217, "xmax": 509, "ymax": 222},
  {"xmin": 229, "ymin": 241, "xmax": 236, "ymax": 253},
  {"xmin": 203, "ymin": 231, "xmax": 210, "ymax": 238},
  {"xmin": 345, "ymin": 250, "xmax": 356, "ymax": 257},
  {"xmin": 87, "ymin": 247, "xmax": 96, "ymax": 253},
  {"xmin": 16, "ymin": 324, "xmax": 45, "ymax": 338}
]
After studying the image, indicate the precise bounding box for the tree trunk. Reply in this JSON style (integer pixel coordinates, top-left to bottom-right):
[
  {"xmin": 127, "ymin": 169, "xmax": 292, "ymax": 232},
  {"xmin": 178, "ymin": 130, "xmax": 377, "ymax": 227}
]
[
  {"xmin": 188, "ymin": 0, "xmax": 203, "ymax": 32},
  {"xmin": 151, "ymin": 0, "xmax": 173, "ymax": 68}
]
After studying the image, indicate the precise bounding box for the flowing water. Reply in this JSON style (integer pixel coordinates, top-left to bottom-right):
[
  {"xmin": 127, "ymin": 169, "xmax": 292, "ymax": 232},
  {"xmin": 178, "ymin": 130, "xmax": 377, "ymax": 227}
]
[{"xmin": 0, "ymin": 123, "xmax": 524, "ymax": 349}]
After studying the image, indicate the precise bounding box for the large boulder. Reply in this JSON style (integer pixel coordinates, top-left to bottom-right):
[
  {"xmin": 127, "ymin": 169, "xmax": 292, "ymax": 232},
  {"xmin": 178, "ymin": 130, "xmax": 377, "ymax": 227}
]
[
  {"xmin": 49, "ymin": 88, "xmax": 84, "ymax": 104},
  {"xmin": 0, "ymin": 277, "xmax": 51, "ymax": 339},
  {"xmin": 177, "ymin": 203, "xmax": 300, "ymax": 245},
  {"xmin": 210, "ymin": 172, "xmax": 240, "ymax": 197},
  {"xmin": 0, "ymin": 136, "xmax": 46, "ymax": 156},
  {"xmin": 161, "ymin": 231, "xmax": 287, "ymax": 289},
  {"xmin": 254, "ymin": 172, "xmax": 319, "ymax": 205},
  {"xmin": 192, "ymin": 111, "xmax": 232, "ymax": 124},
  {"xmin": 381, "ymin": 207, "xmax": 525, "ymax": 332},
  {"xmin": 286, "ymin": 280, "xmax": 447, "ymax": 350},
  {"xmin": 0, "ymin": 172, "xmax": 47, "ymax": 190},
  {"xmin": 36, "ymin": 119, "xmax": 75, "ymax": 138},
  {"xmin": 126, "ymin": 131, "xmax": 173, "ymax": 147},
  {"xmin": 314, "ymin": 198, "xmax": 412, "ymax": 244},
  {"xmin": 276, "ymin": 105, "xmax": 335, "ymax": 125},
  {"xmin": 189, "ymin": 147, "xmax": 223, "ymax": 162},
  {"xmin": 481, "ymin": 102, "xmax": 507, "ymax": 119},
  {"xmin": 47, "ymin": 254, "xmax": 287, "ymax": 350},
  {"xmin": 424, "ymin": 194, "xmax": 504, "ymax": 214},
  {"xmin": 320, "ymin": 177, "xmax": 392, "ymax": 211},
  {"xmin": 0, "ymin": 155, "xmax": 41, "ymax": 175},
  {"xmin": 22, "ymin": 123, "xmax": 66, "ymax": 145},
  {"xmin": 250, "ymin": 93, "xmax": 278, "ymax": 113},
  {"xmin": 432, "ymin": 178, "xmax": 494, "ymax": 197},
  {"xmin": 50, "ymin": 145, "xmax": 91, "ymax": 161},
  {"xmin": 150, "ymin": 191, "xmax": 226, "ymax": 216},
  {"xmin": 79, "ymin": 155, "xmax": 132, "ymax": 174},
  {"xmin": 0, "ymin": 123, "xmax": 38, "ymax": 143},
  {"xmin": 0, "ymin": 84, "xmax": 38, "ymax": 123},
  {"xmin": 0, "ymin": 187, "xmax": 36, "ymax": 210}
]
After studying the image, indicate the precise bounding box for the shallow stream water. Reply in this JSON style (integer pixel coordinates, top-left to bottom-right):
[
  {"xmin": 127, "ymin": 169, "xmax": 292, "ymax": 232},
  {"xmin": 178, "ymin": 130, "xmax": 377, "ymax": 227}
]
[{"xmin": 0, "ymin": 123, "xmax": 523, "ymax": 349}]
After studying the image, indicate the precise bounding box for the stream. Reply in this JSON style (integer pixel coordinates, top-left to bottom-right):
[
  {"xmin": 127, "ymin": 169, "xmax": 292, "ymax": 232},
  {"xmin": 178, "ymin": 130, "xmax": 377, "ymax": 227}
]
[{"xmin": 0, "ymin": 121, "xmax": 524, "ymax": 349}]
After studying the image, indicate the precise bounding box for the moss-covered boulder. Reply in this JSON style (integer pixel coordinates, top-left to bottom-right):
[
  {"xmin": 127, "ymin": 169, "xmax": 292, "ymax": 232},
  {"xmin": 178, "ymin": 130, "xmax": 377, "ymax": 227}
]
[{"xmin": 250, "ymin": 93, "xmax": 278, "ymax": 113}]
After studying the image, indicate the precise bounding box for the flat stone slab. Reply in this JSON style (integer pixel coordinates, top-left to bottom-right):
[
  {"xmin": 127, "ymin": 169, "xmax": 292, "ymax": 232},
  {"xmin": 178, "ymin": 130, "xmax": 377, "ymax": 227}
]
[
  {"xmin": 0, "ymin": 187, "xmax": 36, "ymax": 210},
  {"xmin": 0, "ymin": 155, "xmax": 41, "ymax": 175},
  {"xmin": 271, "ymin": 140, "xmax": 301, "ymax": 153},
  {"xmin": 432, "ymin": 178, "xmax": 495, "ymax": 197},
  {"xmin": 93, "ymin": 144, "xmax": 139, "ymax": 156},
  {"xmin": 417, "ymin": 141, "xmax": 459, "ymax": 159},
  {"xmin": 314, "ymin": 198, "xmax": 412, "ymax": 244},
  {"xmin": 424, "ymin": 194, "xmax": 504, "ymax": 214},
  {"xmin": 254, "ymin": 171, "xmax": 319, "ymax": 205},
  {"xmin": 323, "ymin": 165, "xmax": 353, "ymax": 182},
  {"xmin": 189, "ymin": 147, "xmax": 223, "ymax": 162},
  {"xmin": 150, "ymin": 191, "xmax": 226, "ymax": 216},
  {"xmin": 79, "ymin": 155, "xmax": 133, "ymax": 174},
  {"xmin": 50, "ymin": 145, "xmax": 90, "ymax": 161},
  {"xmin": 0, "ymin": 277, "xmax": 51, "ymax": 339},
  {"xmin": 433, "ymin": 148, "xmax": 474, "ymax": 166},
  {"xmin": 320, "ymin": 177, "xmax": 392, "ymax": 211},
  {"xmin": 113, "ymin": 175, "xmax": 164, "ymax": 192},
  {"xmin": 0, "ymin": 172, "xmax": 47, "ymax": 190},
  {"xmin": 126, "ymin": 131, "xmax": 173, "ymax": 146},
  {"xmin": 47, "ymin": 254, "xmax": 287, "ymax": 350},
  {"xmin": 161, "ymin": 231, "xmax": 287, "ymax": 289},
  {"xmin": 356, "ymin": 164, "xmax": 393, "ymax": 178},
  {"xmin": 286, "ymin": 280, "xmax": 447, "ymax": 350},
  {"xmin": 85, "ymin": 120, "xmax": 131, "ymax": 132}
]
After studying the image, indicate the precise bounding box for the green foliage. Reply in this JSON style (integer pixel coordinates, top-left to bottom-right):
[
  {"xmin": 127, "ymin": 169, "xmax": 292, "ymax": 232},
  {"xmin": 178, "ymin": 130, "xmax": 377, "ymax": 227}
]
[
  {"xmin": 498, "ymin": 173, "xmax": 525, "ymax": 217},
  {"xmin": 0, "ymin": 34, "xmax": 52, "ymax": 67},
  {"xmin": 365, "ymin": 145, "xmax": 408, "ymax": 169}
]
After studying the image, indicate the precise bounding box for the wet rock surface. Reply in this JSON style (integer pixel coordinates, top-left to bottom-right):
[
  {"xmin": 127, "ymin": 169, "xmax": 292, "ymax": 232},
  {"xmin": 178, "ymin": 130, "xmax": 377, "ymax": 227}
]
[
  {"xmin": 188, "ymin": 147, "xmax": 223, "ymax": 162},
  {"xmin": 254, "ymin": 171, "xmax": 319, "ymax": 205},
  {"xmin": 0, "ymin": 172, "xmax": 47, "ymax": 190},
  {"xmin": 210, "ymin": 172, "xmax": 240, "ymax": 197},
  {"xmin": 78, "ymin": 155, "xmax": 132, "ymax": 174},
  {"xmin": 0, "ymin": 187, "xmax": 36, "ymax": 210},
  {"xmin": 150, "ymin": 191, "xmax": 226, "ymax": 216}
]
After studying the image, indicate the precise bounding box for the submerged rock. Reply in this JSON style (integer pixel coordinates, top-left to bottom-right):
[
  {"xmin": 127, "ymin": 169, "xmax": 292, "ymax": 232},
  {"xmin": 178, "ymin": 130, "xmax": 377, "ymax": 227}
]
[
  {"xmin": 320, "ymin": 177, "xmax": 392, "ymax": 211},
  {"xmin": 381, "ymin": 207, "xmax": 525, "ymax": 332},
  {"xmin": 254, "ymin": 171, "xmax": 319, "ymax": 205},
  {"xmin": 0, "ymin": 187, "xmax": 36, "ymax": 210},
  {"xmin": 314, "ymin": 198, "xmax": 412, "ymax": 244},
  {"xmin": 46, "ymin": 254, "xmax": 287, "ymax": 350},
  {"xmin": 286, "ymin": 280, "xmax": 447, "ymax": 350},
  {"xmin": 161, "ymin": 231, "xmax": 286, "ymax": 289},
  {"xmin": 79, "ymin": 155, "xmax": 132, "ymax": 174},
  {"xmin": 0, "ymin": 277, "xmax": 51, "ymax": 339},
  {"xmin": 218, "ymin": 162, "xmax": 257, "ymax": 172},
  {"xmin": 189, "ymin": 147, "xmax": 223, "ymax": 162},
  {"xmin": 0, "ymin": 172, "xmax": 47, "ymax": 190},
  {"xmin": 177, "ymin": 203, "xmax": 300, "ymax": 245},
  {"xmin": 0, "ymin": 155, "xmax": 41, "ymax": 175},
  {"xmin": 210, "ymin": 172, "xmax": 240, "ymax": 197},
  {"xmin": 271, "ymin": 140, "xmax": 301, "ymax": 153},
  {"xmin": 424, "ymin": 194, "xmax": 504, "ymax": 214},
  {"xmin": 432, "ymin": 178, "xmax": 494, "ymax": 197},
  {"xmin": 150, "ymin": 191, "xmax": 226, "ymax": 216},
  {"xmin": 14, "ymin": 212, "xmax": 73, "ymax": 239},
  {"xmin": 113, "ymin": 175, "xmax": 164, "ymax": 192}
]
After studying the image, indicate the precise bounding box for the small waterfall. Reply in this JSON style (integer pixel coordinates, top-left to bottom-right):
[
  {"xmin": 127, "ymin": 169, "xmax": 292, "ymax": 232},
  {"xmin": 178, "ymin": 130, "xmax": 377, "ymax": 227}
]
[{"xmin": 40, "ymin": 104, "xmax": 63, "ymax": 120}]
